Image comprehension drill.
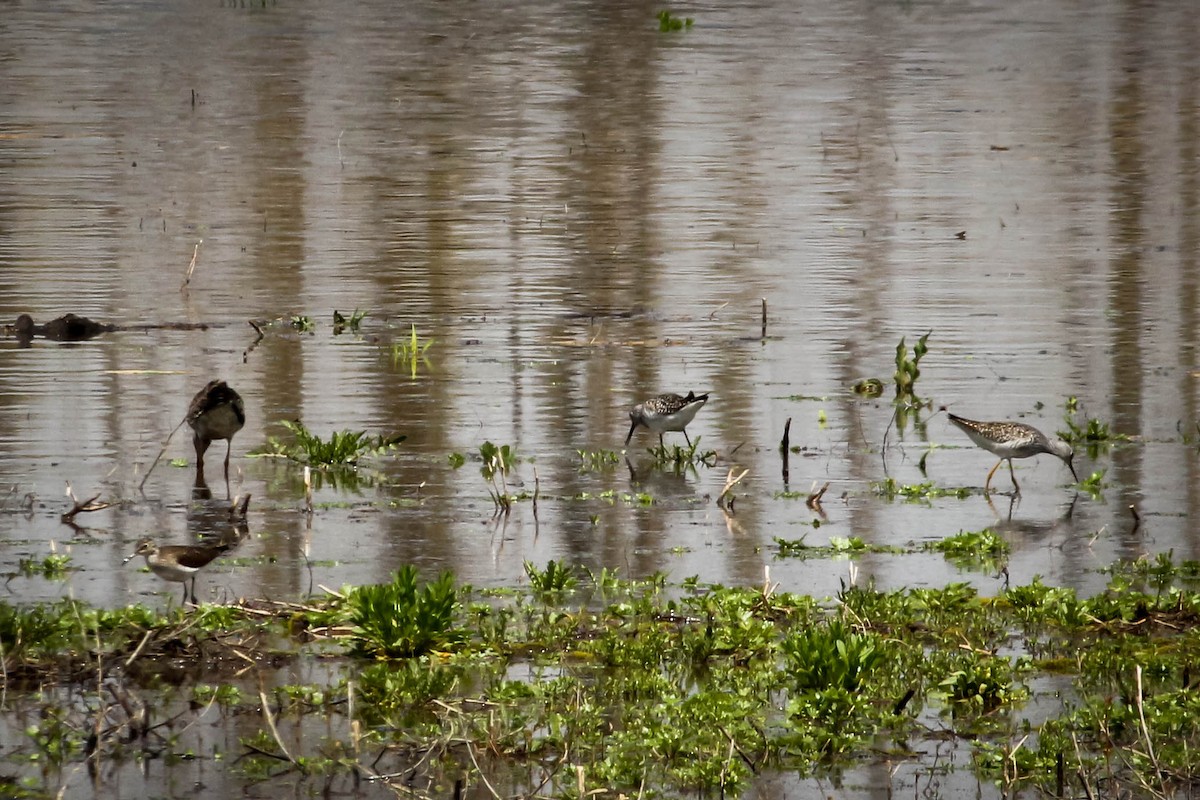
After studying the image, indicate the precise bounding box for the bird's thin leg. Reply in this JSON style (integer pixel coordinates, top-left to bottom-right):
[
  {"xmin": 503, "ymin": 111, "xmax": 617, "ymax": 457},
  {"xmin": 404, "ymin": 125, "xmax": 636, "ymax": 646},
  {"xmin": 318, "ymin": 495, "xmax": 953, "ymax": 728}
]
[
  {"xmin": 684, "ymin": 430, "xmax": 693, "ymax": 448},
  {"xmin": 985, "ymin": 460, "xmax": 1003, "ymax": 494},
  {"xmin": 180, "ymin": 582, "xmax": 189, "ymax": 604},
  {"xmin": 189, "ymin": 577, "xmax": 198, "ymax": 605},
  {"xmin": 194, "ymin": 435, "xmax": 205, "ymax": 470},
  {"xmin": 224, "ymin": 440, "xmax": 232, "ymax": 482},
  {"xmin": 658, "ymin": 433, "xmax": 664, "ymax": 449},
  {"xmin": 1008, "ymin": 459, "xmax": 1020, "ymax": 494}
]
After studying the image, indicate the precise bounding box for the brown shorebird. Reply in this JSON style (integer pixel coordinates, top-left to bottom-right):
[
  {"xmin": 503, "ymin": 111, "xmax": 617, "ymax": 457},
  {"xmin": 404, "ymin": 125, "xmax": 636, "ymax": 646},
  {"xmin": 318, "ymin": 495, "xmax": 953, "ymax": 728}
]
[
  {"xmin": 187, "ymin": 380, "xmax": 245, "ymax": 480},
  {"xmin": 947, "ymin": 412, "xmax": 1077, "ymax": 493},
  {"xmin": 123, "ymin": 537, "xmax": 228, "ymax": 604},
  {"xmin": 625, "ymin": 391, "xmax": 709, "ymax": 449}
]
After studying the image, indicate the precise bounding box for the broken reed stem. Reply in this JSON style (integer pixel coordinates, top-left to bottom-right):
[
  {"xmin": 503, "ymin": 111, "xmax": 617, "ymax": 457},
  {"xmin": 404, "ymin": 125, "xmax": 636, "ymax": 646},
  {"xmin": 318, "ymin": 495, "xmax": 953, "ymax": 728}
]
[
  {"xmin": 532, "ymin": 467, "xmax": 539, "ymax": 516},
  {"xmin": 181, "ymin": 239, "xmax": 202, "ymax": 292},
  {"xmin": 62, "ymin": 482, "xmax": 112, "ymax": 522},
  {"xmin": 303, "ymin": 466, "xmax": 313, "ymax": 514},
  {"xmin": 806, "ymin": 481, "xmax": 830, "ymax": 510},
  {"xmin": 717, "ymin": 468, "xmax": 749, "ymax": 509},
  {"xmin": 138, "ymin": 417, "xmax": 188, "ymax": 492},
  {"xmin": 258, "ymin": 681, "xmax": 297, "ymax": 765},
  {"xmin": 243, "ymin": 320, "xmax": 265, "ymax": 364},
  {"xmin": 761, "ymin": 298, "xmax": 767, "ymax": 339},
  {"xmin": 780, "ymin": 417, "xmax": 791, "ymax": 452}
]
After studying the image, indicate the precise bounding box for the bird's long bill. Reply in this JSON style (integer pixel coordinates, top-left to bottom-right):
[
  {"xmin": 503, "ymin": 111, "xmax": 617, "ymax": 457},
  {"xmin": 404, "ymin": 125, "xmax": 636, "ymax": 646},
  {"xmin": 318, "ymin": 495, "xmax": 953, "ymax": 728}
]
[
  {"xmin": 625, "ymin": 419, "xmax": 638, "ymax": 446},
  {"xmin": 1067, "ymin": 456, "xmax": 1079, "ymax": 483},
  {"xmin": 122, "ymin": 553, "xmax": 138, "ymax": 565}
]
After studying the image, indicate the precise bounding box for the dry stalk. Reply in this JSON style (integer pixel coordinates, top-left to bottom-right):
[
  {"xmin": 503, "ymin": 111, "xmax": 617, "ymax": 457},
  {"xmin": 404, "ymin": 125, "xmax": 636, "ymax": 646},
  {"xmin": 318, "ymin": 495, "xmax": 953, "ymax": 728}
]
[
  {"xmin": 243, "ymin": 319, "xmax": 265, "ymax": 363},
  {"xmin": 138, "ymin": 417, "xmax": 188, "ymax": 492},
  {"xmin": 806, "ymin": 481, "xmax": 830, "ymax": 510},
  {"xmin": 61, "ymin": 482, "xmax": 111, "ymax": 522},
  {"xmin": 717, "ymin": 467, "xmax": 749, "ymax": 510},
  {"xmin": 258, "ymin": 678, "xmax": 297, "ymax": 765},
  {"xmin": 181, "ymin": 239, "xmax": 202, "ymax": 291}
]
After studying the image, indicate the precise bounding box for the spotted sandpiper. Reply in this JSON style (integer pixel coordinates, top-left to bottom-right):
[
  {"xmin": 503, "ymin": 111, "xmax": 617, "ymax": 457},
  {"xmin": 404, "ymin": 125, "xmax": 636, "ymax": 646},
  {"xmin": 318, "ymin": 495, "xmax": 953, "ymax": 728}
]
[
  {"xmin": 123, "ymin": 537, "xmax": 229, "ymax": 604},
  {"xmin": 625, "ymin": 391, "xmax": 709, "ymax": 449},
  {"xmin": 187, "ymin": 380, "xmax": 245, "ymax": 480},
  {"xmin": 946, "ymin": 412, "xmax": 1077, "ymax": 493}
]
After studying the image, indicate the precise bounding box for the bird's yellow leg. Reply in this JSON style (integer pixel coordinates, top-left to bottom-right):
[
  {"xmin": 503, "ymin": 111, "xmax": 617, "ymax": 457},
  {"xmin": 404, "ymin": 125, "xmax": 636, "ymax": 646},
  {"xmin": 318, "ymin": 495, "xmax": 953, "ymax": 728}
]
[
  {"xmin": 985, "ymin": 460, "xmax": 1003, "ymax": 493},
  {"xmin": 1008, "ymin": 458, "xmax": 1020, "ymax": 493}
]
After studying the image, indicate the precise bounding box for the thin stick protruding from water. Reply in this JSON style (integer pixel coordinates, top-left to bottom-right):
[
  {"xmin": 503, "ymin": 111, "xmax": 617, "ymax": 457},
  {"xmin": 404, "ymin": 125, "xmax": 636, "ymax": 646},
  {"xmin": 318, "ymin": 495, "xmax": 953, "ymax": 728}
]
[
  {"xmin": 181, "ymin": 239, "xmax": 202, "ymax": 292},
  {"xmin": 780, "ymin": 417, "xmax": 791, "ymax": 484},
  {"xmin": 138, "ymin": 418, "xmax": 188, "ymax": 493},
  {"xmin": 761, "ymin": 298, "xmax": 767, "ymax": 339}
]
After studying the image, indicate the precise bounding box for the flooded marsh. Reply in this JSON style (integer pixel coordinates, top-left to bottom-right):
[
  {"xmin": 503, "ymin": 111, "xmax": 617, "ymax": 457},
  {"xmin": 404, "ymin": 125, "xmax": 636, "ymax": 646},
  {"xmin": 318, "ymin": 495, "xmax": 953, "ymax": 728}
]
[{"xmin": 2, "ymin": 0, "xmax": 1200, "ymax": 797}]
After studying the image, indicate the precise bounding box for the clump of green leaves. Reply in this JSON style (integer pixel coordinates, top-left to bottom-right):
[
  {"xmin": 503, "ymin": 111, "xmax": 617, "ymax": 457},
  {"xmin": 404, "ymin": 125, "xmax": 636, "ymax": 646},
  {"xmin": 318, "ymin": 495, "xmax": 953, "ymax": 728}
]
[
  {"xmin": 390, "ymin": 324, "xmax": 434, "ymax": 378},
  {"xmin": 894, "ymin": 332, "xmax": 930, "ymax": 400},
  {"xmin": 290, "ymin": 315, "xmax": 315, "ymax": 334},
  {"xmin": 1058, "ymin": 397, "xmax": 1128, "ymax": 458},
  {"xmin": 525, "ymin": 560, "xmax": 577, "ymax": 599},
  {"xmin": 480, "ymin": 441, "xmax": 517, "ymax": 514},
  {"xmin": 17, "ymin": 554, "xmax": 71, "ymax": 580},
  {"xmin": 577, "ymin": 449, "xmax": 620, "ymax": 471},
  {"xmin": 332, "ymin": 308, "xmax": 367, "ymax": 334},
  {"xmin": 657, "ymin": 9, "xmax": 693, "ymax": 31},
  {"xmin": 852, "ymin": 377, "xmax": 884, "ymax": 397},
  {"xmin": 871, "ymin": 478, "xmax": 971, "ymax": 503},
  {"xmin": 783, "ymin": 618, "xmax": 883, "ymax": 692},
  {"xmin": 927, "ymin": 528, "xmax": 1010, "ymax": 572},
  {"xmin": 260, "ymin": 420, "xmax": 404, "ymax": 465},
  {"xmin": 648, "ymin": 437, "xmax": 716, "ymax": 468},
  {"xmin": 347, "ymin": 566, "xmax": 462, "ymax": 659}
]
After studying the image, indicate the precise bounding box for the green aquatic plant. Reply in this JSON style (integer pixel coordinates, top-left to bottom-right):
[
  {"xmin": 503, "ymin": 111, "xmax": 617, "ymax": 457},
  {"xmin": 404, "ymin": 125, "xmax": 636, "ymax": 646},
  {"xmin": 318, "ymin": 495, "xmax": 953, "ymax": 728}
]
[
  {"xmin": 928, "ymin": 528, "xmax": 1011, "ymax": 572},
  {"xmin": 894, "ymin": 331, "xmax": 930, "ymax": 400},
  {"xmin": 332, "ymin": 308, "xmax": 367, "ymax": 334},
  {"xmin": 17, "ymin": 554, "xmax": 71, "ymax": 580},
  {"xmin": 259, "ymin": 420, "xmax": 404, "ymax": 465},
  {"xmin": 648, "ymin": 436, "xmax": 716, "ymax": 468},
  {"xmin": 289, "ymin": 314, "xmax": 315, "ymax": 333},
  {"xmin": 390, "ymin": 324, "xmax": 434, "ymax": 378},
  {"xmin": 871, "ymin": 477, "xmax": 971, "ymax": 502},
  {"xmin": 657, "ymin": 9, "xmax": 693, "ymax": 31},
  {"xmin": 783, "ymin": 618, "xmax": 883, "ymax": 693},
  {"xmin": 852, "ymin": 377, "xmax": 885, "ymax": 397},
  {"xmin": 577, "ymin": 448, "xmax": 620, "ymax": 471},
  {"xmin": 524, "ymin": 560, "xmax": 578, "ymax": 598},
  {"xmin": 1058, "ymin": 397, "xmax": 1128, "ymax": 458},
  {"xmin": 347, "ymin": 566, "xmax": 462, "ymax": 659},
  {"xmin": 480, "ymin": 440, "xmax": 517, "ymax": 513}
]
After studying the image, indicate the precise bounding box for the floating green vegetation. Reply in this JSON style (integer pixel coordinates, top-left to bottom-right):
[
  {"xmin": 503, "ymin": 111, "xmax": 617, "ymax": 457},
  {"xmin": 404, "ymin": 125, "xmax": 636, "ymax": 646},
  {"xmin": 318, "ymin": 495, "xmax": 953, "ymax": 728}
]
[
  {"xmin": 576, "ymin": 448, "xmax": 620, "ymax": 471},
  {"xmin": 390, "ymin": 324, "xmax": 433, "ymax": 378},
  {"xmin": 16, "ymin": 553, "xmax": 71, "ymax": 580},
  {"xmin": 1058, "ymin": 396, "xmax": 1129, "ymax": 458},
  {"xmin": 872, "ymin": 477, "xmax": 972, "ymax": 503},
  {"xmin": 894, "ymin": 331, "xmax": 930, "ymax": 400},
  {"xmin": 773, "ymin": 535, "xmax": 904, "ymax": 559},
  {"xmin": 852, "ymin": 377, "xmax": 885, "ymax": 397},
  {"xmin": 647, "ymin": 436, "xmax": 717, "ymax": 467},
  {"xmin": 15, "ymin": 561, "xmax": 1200, "ymax": 798},
  {"xmin": 289, "ymin": 314, "xmax": 315, "ymax": 334},
  {"xmin": 346, "ymin": 566, "xmax": 463, "ymax": 659},
  {"xmin": 1076, "ymin": 468, "xmax": 1107, "ymax": 499},
  {"xmin": 257, "ymin": 420, "xmax": 404, "ymax": 466},
  {"xmin": 574, "ymin": 489, "xmax": 655, "ymax": 506},
  {"xmin": 332, "ymin": 308, "xmax": 366, "ymax": 334},
  {"xmin": 927, "ymin": 528, "xmax": 1010, "ymax": 572},
  {"xmin": 657, "ymin": 9, "xmax": 693, "ymax": 31}
]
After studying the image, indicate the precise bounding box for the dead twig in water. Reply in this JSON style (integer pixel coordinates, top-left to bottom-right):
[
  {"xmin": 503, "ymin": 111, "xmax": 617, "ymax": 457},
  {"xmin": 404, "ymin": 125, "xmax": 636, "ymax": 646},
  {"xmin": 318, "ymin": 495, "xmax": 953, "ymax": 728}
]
[
  {"xmin": 806, "ymin": 481, "xmax": 830, "ymax": 511},
  {"xmin": 780, "ymin": 417, "xmax": 791, "ymax": 484},
  {"xmin": 138, "ymin": 417, "xmax": 188, "ymax": 493},
  {"xmin": 1129, "ymin": 503, "xmax": 1140, "ymax": 533},
  {"xmin": 243, "ymin": 319, "xmax": 265, "ymax": 364},
  {"xmin": 717, "ymin": 468, "xmax": 749, "ymax": 511},
  {"xmin": 61, "ymin": 482, "xmax": 111, "ymax": 523},
  {"xmin": 258, "ymin": 677, "xmax": 297, "ymax": 765},
  {"xmin": 181, "ymin": 239, "xmax": 202, "ymax": 292},
  {"xmin": 761, "ymin": 298, "xmax": 767, "ymax": 339}
]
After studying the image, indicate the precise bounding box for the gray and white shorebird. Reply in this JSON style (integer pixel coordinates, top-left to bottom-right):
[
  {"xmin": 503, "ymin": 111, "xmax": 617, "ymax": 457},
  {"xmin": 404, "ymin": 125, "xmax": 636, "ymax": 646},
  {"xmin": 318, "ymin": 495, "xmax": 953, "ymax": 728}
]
[
  {"xmin": 946, "ymin": 412, "xmax": 1077, "ymax": 493},
  {"xmin": 625, "ymin": 391, "xmax": 709, "ymax": 449},
  {"xmin": 187, "ymin": 380, "xmax": 245, "ymax": 480},
  {"xmin": 123, "ymin": 537, "xmax": 229, "ymax": 604}
]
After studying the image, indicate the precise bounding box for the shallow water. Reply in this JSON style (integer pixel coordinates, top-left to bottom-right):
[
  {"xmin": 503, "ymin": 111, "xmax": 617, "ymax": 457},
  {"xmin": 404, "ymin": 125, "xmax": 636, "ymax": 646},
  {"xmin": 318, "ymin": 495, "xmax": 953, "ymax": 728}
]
[{"xmin": 1, "ymin": 0, "xmax": 1199, "ymax": 796}]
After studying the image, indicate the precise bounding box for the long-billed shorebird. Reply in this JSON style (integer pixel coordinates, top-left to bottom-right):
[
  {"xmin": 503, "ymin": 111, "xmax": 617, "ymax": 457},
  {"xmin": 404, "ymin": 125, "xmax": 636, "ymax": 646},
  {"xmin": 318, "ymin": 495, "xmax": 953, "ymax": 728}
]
[
  {"xmin": 625, "ymin": 391, "xmax": 709, "ymax": 449},
  {"xmin": 946, "ymin": 412, "xmax": 1077, "ymax": 493},
  {"xmin": 124, "ymin": 537, "xmax": 228, "ymax": 604},
  {"xmin": 187, "ymin": 380, "xmax": 245, "ymax": 480}
]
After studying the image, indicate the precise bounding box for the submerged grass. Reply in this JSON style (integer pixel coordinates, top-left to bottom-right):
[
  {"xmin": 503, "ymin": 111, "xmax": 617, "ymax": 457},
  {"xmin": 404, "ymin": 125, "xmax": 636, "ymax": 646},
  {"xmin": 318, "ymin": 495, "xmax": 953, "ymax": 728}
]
[{"xmin": 8, "ymin": 562, "xmax": 1200, "ymax": 797}]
